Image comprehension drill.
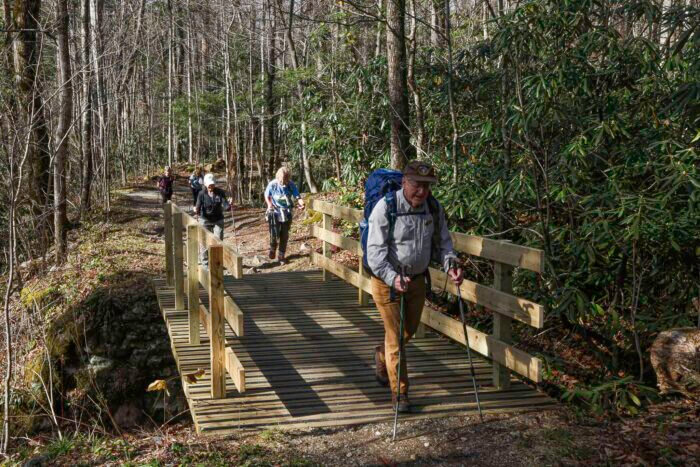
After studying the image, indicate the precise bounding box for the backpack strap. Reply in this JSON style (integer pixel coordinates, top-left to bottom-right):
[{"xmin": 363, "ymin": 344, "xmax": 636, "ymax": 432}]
[
  {"xmin": 426, "ymin": 195, "xmax": 442, "ymax": 265},
  {"xmin": 384, "ymin": 191, "xmax": 398, "ymax": 243}
]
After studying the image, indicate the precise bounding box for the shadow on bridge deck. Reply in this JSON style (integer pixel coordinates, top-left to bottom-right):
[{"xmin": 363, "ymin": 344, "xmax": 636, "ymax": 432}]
[{"xmin": 154, "ymin": 270, "xmax": 555, "ymax": 435}]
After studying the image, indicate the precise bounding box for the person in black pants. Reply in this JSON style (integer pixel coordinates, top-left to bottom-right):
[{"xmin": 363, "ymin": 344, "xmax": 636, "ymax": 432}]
[
  {"xmin": 188, "ymin": 166, "xmax": 204, "ymax": 207},
  {"xmin": 264, "ymin": 166, "xmax": 305, "ymax": 264},
  {"xmin": 195, "ymin": 173, "xmax": 231, "ymax": 268}
]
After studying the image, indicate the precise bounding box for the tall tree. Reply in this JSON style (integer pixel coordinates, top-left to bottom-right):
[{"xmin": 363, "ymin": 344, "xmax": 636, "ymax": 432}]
[
  {"xmin": 79, "ymin": 0, "xmax": 93, "ymax": 213},
  {"xmin": 54, "ymin": 0, "xmax": 73, "ymax": 262},
  {"xmin": 11, "ymin": 0, "xmax": 50, "ymax": 214},
  {"xmin": 386, "ymin": 0, "xmax": 413, "ymax": 169}
]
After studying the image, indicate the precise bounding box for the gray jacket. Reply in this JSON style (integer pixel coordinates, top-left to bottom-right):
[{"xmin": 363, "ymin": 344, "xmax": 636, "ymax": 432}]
[{"xmin": 366, "ymin": 188, "xmax": 457, "ymax": 287}]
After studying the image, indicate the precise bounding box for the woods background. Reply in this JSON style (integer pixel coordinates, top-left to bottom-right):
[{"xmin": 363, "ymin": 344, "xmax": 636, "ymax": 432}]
[{"xmin": 0, "ymin": 0, "xmax": 698, "ymax": 445}]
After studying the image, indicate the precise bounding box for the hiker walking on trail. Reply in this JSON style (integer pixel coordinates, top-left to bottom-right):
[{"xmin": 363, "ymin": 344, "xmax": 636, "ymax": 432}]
[
  {"xmin": 188, "ymin": 166, "xmax": 204, "ymax": 207},
  {"xmin": 195, "ymin": 174, "xmax": 231, "ymax": 268},
  {"xmin": 365, "ymin": 161, "xmax": 463, "ymax": 414},
  {"xmin": 157, "ymin": 166, "xmax": 175, "ymax": 204},
  {"xmin": 264, "ymin": 167, "xmax": 305, "ymax": 264}
]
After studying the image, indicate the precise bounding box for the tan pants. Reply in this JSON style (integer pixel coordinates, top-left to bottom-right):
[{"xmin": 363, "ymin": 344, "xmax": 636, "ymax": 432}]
[{"xmin": 371, "ymin": 275, "xmax": 426, "ymax": 395}]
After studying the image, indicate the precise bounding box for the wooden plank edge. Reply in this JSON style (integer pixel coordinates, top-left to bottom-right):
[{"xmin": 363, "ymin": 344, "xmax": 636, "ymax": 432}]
[
  {"xmin": 429, "ymin": 268, "xmax": 544, "ymax": 328},
  {"xmin": 224, "ymin": 296, "xmax": 244, "ymax": 337},
  {"xmin": 310, "ymin": 199, "xmax": 363, "ymax": 223},
  {"xmin": 225, "ymin": 347, "xmax": 246, "ymax": 393},
  {"xmin": 311, "ymin": 252, "xmax": 371, "ymax": 294},
  {"xmin": 420, "ymin": 305, "xmax": 542, "ymax": 383},
  {"xmin": 311, "ymin": 225, "xmax": 362, "ymax": 255}
]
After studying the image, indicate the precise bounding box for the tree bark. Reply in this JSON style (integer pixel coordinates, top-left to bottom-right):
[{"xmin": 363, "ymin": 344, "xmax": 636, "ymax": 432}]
[
  {"xmin": 12, "ymin": 0, "xmax": 50, "ymax": 215},
  {"xmin": 54, "ymin": 0, "xmax": 72, "ymax": 262},
  {"xmin": 79, "ymin": 0, "xmax": 93, "ymax": 212},
  {"xmin": 386, "ymin": 0, "xmax": 413, "ymax": 169}
]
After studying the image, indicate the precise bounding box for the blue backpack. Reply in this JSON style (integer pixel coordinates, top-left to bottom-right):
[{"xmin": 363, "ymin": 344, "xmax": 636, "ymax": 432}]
[{"xmin": 359, "ymin": 169, "xmax": 442, "ymax": 275}]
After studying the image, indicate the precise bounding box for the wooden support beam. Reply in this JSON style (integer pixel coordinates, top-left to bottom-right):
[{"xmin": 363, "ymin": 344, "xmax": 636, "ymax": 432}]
[
  {"xmin": 450, "ymin": 232, "xmax": 544, "ymax": 273},
  {"xmin": 428, "ymin": 268, "xmax": 543, "ymax": 328},
  {"xmin": 492, "ymin": 262, "xmax": 513, "ymax": 389},
  {"xmin": 223, "ymin": 248, "xmax": 243, "ymax": 279},
  {"xmin": 199, "ymin": 303, "xmax": 211, "ymax": 337},
  {"xmin": 209, "ymin": 246, "xmax": 226, "ymax": 399},
  {"xmin": 224, "ymin": 296, "xmax": 244, "ymax": 337},
  {"xmin": 420, "ymin": 305, "xmax": 542, "ymax": 382},
  {"xmin": 198, "ymin": 264, "xmax": 210, "ymax": 291},
  {"xmin": 358, "ymin": 260, "xmax": 370, "ymax": 307},
  {"xmin": 312, "ymin": 252, "xmax": 371, "ymax": 294},
  {"xmin": 164, "ymin": 202, "xmax": 173, "ymax": 286},
  {"xmin": 310, "ymin": 199, "xmax": 363, "ymax": 223},
  {"xmin": 187, "ymin": 225, "xmax": 200, "ymax": 344},
  {"xmin": 225, "ymin": 347, "xmax": 246, "ymax": 393},
  {"xmin": 312, "ymin": 225, "xmax": 362, "ymax": 255},
  {"xmin": 321, "ymin": 214, "xmax": 332, "ymax": 281},
  {"xmin": 173, "ymin": 212, "xmax": 185, "ymax": 310}
]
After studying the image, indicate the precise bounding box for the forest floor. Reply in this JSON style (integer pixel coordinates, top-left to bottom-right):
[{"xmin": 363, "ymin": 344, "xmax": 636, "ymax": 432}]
[{"xmin": 8, "ymin": 173, "xmax": 700, "ymax": 466}]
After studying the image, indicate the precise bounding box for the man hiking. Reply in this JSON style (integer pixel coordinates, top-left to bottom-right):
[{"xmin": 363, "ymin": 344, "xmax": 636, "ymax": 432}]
[
  {"xmin": 264, "ymin": 166, "xmax": 305, "ymax": 264},
  {"xmin": 366, "ymin": 160, "xmax": 463, "ymax": 413},
  {"xmin": 195, "ymin": 174, "xmax": 231, "ymax": 268},
  {"xmin": 157, "ymin": 166, "xmax": 175, "ymax": 204}
]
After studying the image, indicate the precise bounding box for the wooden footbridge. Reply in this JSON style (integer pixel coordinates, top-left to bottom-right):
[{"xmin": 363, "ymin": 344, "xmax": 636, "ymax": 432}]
[{"xmin": 154, "ymin": 200, "xmax": 555, "ymax": 434}]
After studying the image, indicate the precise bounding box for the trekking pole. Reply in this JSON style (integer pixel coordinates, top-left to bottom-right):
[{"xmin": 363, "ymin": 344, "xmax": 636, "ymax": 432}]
[
  {"xmin": 392, "ymin": 264, "xmax": 407, "ymax": 441},
  {"xmin": 228, "ymin": 204, "xmax": 240, "ymax": 254},
  {"xmin": 451, "ymin": 259, "xmax": 484, "ymax": 422}
]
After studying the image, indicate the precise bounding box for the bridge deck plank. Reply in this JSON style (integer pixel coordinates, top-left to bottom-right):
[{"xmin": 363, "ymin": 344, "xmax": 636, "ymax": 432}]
[{"xmin": 154, "ymin": 270, "xmax": 555, "ymax": 434}]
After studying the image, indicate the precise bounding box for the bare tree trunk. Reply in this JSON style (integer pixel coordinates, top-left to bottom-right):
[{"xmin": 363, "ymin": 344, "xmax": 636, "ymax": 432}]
[
  {"xmin": 278, "ymin": 0, "xmax": 318, "ymax": 192},
  {"xmin": 386, "ymin": 0, "xmax": 413, "ymax": 169},
  {"xmin": 407, "ymin": 0, "xmax": 426, "ymax": 155},
  {"xmin": 90, "ymin": 0, "xmax": 108, "ymax": 211},
  {"xmin": 431, "ymin": 0, "xmax": 446, "ymax": 48},
  {"xmin": 54, "ymin": 0, "xmax": 73, "ymax": 262},
  {"xmin": 79, "ymin": 0, "xmax": 93, "ymax": 213},
  {"xmin": 375, "ymin": 0, "xmax": 384, "ymax": 58},
  {"xmin": 12, "ymin": 0, "xmax": 51, "ymax": 215},
  {"xmin": 445, "ymin": 0, "xmax": 459, "ymax": 182}
]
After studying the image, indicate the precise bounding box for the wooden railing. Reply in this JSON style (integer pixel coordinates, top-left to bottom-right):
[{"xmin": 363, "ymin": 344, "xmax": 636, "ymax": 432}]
[
  {"xmin": 310, "ymin": 199, "xmax": 545, "ymax": 387},
  {"xmin": 163, "ymin": 202, "xmax": 245, "ymax": 398}
]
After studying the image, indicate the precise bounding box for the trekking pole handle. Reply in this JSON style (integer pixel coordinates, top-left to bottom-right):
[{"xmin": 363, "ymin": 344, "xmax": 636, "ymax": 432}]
[{"xmin": 399, "ymin": 264, "xmax": 407, "ymax": 292}]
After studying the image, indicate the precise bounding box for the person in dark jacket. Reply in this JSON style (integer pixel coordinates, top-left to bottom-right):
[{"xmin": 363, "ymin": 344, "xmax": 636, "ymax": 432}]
[
  {"xmin": 195, "ymin": 173, "xmax": 231, "ymax": 267},
  {"xmin": 157, "ymin": 166, "xmax": 175, "ymax": 203}
]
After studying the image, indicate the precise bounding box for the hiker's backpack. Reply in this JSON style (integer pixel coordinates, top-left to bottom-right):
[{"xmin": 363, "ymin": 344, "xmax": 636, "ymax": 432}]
[
  {"xmin": 359, "ymin": 169, "xmax": 442, "ymax": 276},
  {"xmin": 189, "ymin": 175, "xmax": 202, "ymax": 190}
]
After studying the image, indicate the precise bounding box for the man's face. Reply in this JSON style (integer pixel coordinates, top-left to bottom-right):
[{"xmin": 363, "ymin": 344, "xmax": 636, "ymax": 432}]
[
  {"xmin": 207, "ymin": 184, "xmax": 215, "ymax": 192},
  {"xmin": 402, "ymin": 178, "xmax": 431, "ymax": 208}
]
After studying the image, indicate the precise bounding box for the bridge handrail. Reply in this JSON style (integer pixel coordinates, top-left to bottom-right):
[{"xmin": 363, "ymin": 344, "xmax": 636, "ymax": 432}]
[
  {"xmin": 164, "ymin": 202, "xmax": 245, "ymax": 398},
  {"xmin": 309, "ymin": 198, "xmax": 545, "ymax": 386}
]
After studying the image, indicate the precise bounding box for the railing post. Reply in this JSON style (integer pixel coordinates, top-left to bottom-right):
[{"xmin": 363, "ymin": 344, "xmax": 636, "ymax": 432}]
[
  {"xmin": 358, "ymin": 261, "xmax": 369, "ymax": 306},
  {"xmin": 492, "ymin": 261, "xmax": 513, "ymax": 389},
  {"xmin": 187, "ymin": 225, "xmax": 200, "ymax": 344},
  {"xmin": 209, "ymin": 245, "xmax": 226, "ymax": 398},
  {"xmin": 322, "ymin": 213, "xmax": 331, "ymax": 281},
  {"xmin": 173, "ymin": 212, "xmax": 185, "ymax": 309},
  {"xmin": 164, "ymin": 202, "xmax": 173, "ymax": 286}
]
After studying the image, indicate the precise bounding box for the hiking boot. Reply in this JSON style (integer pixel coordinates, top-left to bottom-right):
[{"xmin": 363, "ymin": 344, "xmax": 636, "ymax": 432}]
[
  {"xmin": 392, "ymin": 394, "xmax": 411, "ymax": 414},
  {"xmin": 269, "ymin": 249, "xmax": 276, "ymax": 260},
  {"xmin": 374, "ymin": 346, "xmax": 389, "ymax": 387},
  {"xmin": 278, "ymin": 253, "xmax": 286, "ymax": 264}
]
